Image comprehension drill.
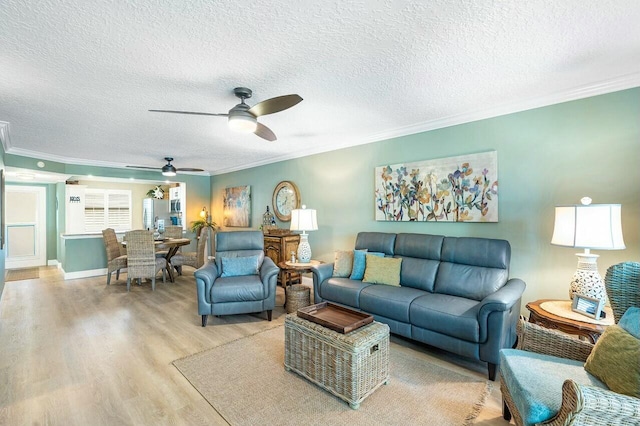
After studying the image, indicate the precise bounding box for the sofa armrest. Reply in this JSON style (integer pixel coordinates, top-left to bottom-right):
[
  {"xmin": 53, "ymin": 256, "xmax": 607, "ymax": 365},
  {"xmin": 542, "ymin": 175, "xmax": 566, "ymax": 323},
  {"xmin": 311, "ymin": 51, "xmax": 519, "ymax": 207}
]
[
  {"xmin": 260, "ymin": 256, "xmax": 279, "ymax": 284},
  {"xmin": 311, "ymin": 263, "xmax": 334, "ymax": 303},
  {"xmin": 478, "ymin": 278, "xmax": 525, "ymax": 324},
  {"xmin": 516, "ymin": 318, "xmax": 594, "ymax": 362},
  {"xmin": 194, "ymin": 260, "xmax": 218, "ymax": 313},
  {"xmin": 544, "ymin": 380, "xmax": 640, "ymax": 426}
]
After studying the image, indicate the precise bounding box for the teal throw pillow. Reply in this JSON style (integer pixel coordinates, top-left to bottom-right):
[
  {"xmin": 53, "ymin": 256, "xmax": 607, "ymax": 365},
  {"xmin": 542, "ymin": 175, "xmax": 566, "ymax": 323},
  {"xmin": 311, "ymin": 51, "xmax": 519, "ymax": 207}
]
[
  {"xmin": 618, "ymin": 307, "xmax": 640, "ymax": 339},
  {"xmin": 221, "ymin": 255, "xmax": 260, "ymax": 277},
  {"xmin": 350, "ymin": 250, "xmax": 384, "ymax": 280}
]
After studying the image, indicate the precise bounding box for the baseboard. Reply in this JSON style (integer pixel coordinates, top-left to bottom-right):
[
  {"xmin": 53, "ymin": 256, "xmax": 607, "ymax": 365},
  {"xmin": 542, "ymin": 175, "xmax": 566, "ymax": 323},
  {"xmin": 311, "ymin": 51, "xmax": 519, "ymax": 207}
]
[
  {"xmin": 62, "ymin": 267, "xmax": 107, "ymax": 280},
  {"xmin": 47, "ymin": 260, "xmax": 59, "ymax": 266},
  {"xmin": 301, "ymin": 276, "xmax": 312, "ymax": 286}
]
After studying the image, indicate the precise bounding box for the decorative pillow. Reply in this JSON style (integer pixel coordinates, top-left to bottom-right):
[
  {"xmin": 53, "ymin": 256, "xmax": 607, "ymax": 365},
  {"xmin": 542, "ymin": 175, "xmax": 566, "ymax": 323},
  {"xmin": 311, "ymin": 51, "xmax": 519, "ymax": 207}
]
[
  {"xmin": 350, "ymin": 251, "xmax": 384, "ymax": 280},
  {"xmin": 618, "ymin": 307, "xmax": 640, "ymax": 339},
  {"xmin": 221, "ymin": 255, "xmax": 261, "ymax": 277},
  {"xmin": 333, "ymin": 250, "xmax": 355, "ymax": 277},
  {"xmin": 584, "ymin": 324, "xmax": 640, "ymax": 397},
  {"xmin": 363, "ymin": 255, "xmax": 402, "ymax": 286}
]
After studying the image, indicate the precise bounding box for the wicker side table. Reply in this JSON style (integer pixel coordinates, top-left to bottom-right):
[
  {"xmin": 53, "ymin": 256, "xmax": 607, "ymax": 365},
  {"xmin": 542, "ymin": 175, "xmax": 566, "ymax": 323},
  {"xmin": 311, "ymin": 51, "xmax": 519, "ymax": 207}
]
[
  {"xmin": 285, "ymin": 284, "xmax": 310, "ymax": 313},
  {"xmin": 284, "ymin": 313, "xmax": 390, "ymax": 409}
]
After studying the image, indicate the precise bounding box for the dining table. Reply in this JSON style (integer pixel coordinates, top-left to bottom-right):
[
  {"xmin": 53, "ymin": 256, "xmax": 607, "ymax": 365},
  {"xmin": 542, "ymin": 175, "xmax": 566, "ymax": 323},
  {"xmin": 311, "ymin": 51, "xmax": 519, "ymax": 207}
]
[{"xmin": 122, "ymin": 237, "xmax": 191, "ymax": 283}]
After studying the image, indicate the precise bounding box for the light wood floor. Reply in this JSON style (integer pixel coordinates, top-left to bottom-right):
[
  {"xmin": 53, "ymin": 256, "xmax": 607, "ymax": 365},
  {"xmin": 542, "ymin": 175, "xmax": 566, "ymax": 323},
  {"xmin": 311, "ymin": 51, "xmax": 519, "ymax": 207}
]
[{"xmin": 0, "ymin": 267, "xmax": 511, "ymax": 425}]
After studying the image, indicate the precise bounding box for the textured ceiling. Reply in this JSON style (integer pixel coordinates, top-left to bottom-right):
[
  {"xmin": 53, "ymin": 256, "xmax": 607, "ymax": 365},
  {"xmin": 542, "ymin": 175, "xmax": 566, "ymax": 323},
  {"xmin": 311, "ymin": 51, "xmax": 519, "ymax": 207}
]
[{"xmin": 1, "ymin": 0, "xmax": 639, "ymax": 176}]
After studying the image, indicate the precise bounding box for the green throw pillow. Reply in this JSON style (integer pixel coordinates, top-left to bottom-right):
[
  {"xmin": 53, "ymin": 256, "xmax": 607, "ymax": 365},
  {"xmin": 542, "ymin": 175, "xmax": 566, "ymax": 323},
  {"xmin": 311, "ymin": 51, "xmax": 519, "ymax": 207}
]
[
  {"xmin": 584, "ymin": 324, "xmax": 640, "ymax": 398},
  {"xmin": 333, "ymin": 250, "xmax": 355, "ymax": 277},
  {"xmin": 362, "ymin": 255, "xmax": 402, "ymax": 286}
]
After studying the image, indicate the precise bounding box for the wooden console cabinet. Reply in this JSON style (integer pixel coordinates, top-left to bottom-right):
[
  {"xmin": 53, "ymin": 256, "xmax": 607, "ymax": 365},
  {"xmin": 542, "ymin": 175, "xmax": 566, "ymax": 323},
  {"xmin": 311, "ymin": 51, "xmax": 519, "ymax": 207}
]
[{"xmin": 264, "ymin": 233, "xmax": 300, "ymax": 286}]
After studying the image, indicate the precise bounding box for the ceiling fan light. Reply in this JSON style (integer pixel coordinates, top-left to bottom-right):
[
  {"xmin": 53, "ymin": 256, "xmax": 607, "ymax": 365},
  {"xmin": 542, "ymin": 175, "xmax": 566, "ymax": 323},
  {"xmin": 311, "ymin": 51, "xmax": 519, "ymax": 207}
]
[
  {"xmin": 162, "ymin": 164, "xmax": 177, "ymax": 176},
  {"xmin": 228, "ymin": 114, "xmax": 257, "ymax": 133}
]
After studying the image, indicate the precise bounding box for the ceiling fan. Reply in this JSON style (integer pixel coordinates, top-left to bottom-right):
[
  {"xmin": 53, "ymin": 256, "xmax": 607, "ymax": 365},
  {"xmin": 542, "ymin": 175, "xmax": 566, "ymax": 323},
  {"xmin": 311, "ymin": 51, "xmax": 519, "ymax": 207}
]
[
  {"xmin": 126, "ymin": 157, "xmax": 204, "ymax": 176},
  {"xmin": 149, "ymin": 87, "xmax": 302, "ymax": 141}
]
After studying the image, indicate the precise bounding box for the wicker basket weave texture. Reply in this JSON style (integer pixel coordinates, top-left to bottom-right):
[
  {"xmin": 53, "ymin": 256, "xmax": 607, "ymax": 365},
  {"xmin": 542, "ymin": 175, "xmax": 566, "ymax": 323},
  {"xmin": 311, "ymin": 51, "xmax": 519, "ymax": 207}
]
[
  {"xmin": 286, "ymin": 284, "xmax": 310, "ymax": 313},
  {"xmin": 604, "ymin": 261, "xmax": 640, "ymax": 323},
  {"xmin": 284, "ymin": 314, "xmax": 390, "ymax": 409}
]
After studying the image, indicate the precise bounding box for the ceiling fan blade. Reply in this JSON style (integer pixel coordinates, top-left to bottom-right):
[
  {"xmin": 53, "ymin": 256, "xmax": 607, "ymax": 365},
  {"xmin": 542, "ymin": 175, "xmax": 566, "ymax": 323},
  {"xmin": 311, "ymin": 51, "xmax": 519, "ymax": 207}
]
[
  {"xmin": 149, "ymin": 109, "xmax": 228, "ymax": 117},
  {"xmin": 254, "ymin": 122, "xmax": 277, "ymax": 141},
  {"xmin": 248, "ymin": 94, "xmax": 302, "ymax": 117},
  {"xmin": 126, "ymin": 165, "xmax": 161, "ymax": 170},
  {"xmin": 175, "ymin": 168, "xmax": 205, "ymax": 172}
]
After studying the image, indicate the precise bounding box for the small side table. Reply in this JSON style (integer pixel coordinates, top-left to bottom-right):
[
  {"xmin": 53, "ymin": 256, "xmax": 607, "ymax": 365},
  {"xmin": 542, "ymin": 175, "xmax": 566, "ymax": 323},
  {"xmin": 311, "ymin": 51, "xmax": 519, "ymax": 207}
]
[
  {"xmin": 277, "ymin": 260, "xmax": 323, "ymax": 307},
  {"xmin": 526, "ymin": 299, "xmax": 614, "ymax": 343}
]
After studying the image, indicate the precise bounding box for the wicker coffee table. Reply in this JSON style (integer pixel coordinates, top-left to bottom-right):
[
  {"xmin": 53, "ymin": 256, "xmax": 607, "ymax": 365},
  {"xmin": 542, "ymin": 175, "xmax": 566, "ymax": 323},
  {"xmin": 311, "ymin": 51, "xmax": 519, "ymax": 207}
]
[{"xmin": 284, "ymin": 313, "xmax": 390, "ymax": 409}]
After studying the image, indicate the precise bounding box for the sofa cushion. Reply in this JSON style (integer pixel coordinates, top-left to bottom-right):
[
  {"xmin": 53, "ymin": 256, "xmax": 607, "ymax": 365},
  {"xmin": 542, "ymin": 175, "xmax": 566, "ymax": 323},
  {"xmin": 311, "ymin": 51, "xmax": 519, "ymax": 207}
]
[
  {"xmin": 350, "ymin": 251, "xmax": 384, "ymax": 280},
  {"xmin": 319, "ymin": 277, "xmax": 373, "ymax": 308},
  {"xmin": 500, "ymin": 349, "xmax": 607, "ymax": 426},
  {"xmin": 332, "ymin": 250, "xmax": 355, "ymax": 277},
  {"xmin": 394, "ymin": 233, "xmax": 443, "ymax": 260},
  {"xmin": 584, "ymin": 324, "xmax": 640, "ymax": 397},
  {"xmin": 363, "ymin": 255, "xmax": 402, "ymax": 286},
  {"xmin": 221, "ymin": 255, "xmax": 260, "ymax": 277},
  {"xmin": 410, "ymin": 293, "xmax": 481, "ymax": 342},
  {"xmin": 434, "ymin": 262, "xmax": 508, "ymax": 301},
  {"xmin": 397, "ymin": 257, "xmax": 440, "ymax": 292},
  {"xmin": 360, "ymin": 285, "xmax": 425, "ymax": 323},
  {"xmin": 355, "ymin": 232, "xmax": 396, "ymax": 255},
  {"xmin": 210, "ymin": 275, "xmax": 265, "ymax": 302}
]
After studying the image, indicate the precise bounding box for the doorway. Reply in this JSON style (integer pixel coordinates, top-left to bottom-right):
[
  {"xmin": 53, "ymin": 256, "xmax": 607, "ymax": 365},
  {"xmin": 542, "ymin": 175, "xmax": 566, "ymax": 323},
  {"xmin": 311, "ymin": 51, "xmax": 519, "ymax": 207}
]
[{"xmin": 5, "ymin": 185, "xmax": 47, "ymax": 269}]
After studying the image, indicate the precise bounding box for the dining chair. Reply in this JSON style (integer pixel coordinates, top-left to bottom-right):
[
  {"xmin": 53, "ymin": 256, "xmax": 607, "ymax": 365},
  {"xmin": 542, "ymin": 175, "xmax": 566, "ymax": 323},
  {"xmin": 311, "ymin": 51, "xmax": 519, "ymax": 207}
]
[
  {"xmin": 171, "ymin": 229, "xmax": 208, "ymax": 275},
  {"xmin": 124, "ymin": 230, "xmax": 167, "ymax": 291},
  {"xmin": 163, "ymin": 225, "xmax": 183, "ymax": 239},
  {"xmin": 102, "ymin": 228, "xmax": 127, "ymax": 285}
]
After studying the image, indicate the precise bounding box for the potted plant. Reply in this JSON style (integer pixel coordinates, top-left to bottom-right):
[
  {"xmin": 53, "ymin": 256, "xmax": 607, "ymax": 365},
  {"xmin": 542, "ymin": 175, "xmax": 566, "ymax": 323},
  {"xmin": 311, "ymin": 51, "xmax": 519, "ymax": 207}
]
[{"xmin": 190, "ymin": 218, "xmax": 217, "ymax": 237}]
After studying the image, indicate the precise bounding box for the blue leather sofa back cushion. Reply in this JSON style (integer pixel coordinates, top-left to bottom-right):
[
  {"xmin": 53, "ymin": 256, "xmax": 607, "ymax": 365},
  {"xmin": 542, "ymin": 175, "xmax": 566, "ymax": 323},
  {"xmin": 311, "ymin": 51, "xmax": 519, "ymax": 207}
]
[
  {"xmin": 355, "ymin": 232, "xmax": 396, "ymax": 255},
  {"xmin": 435, "ymin": 237, "xmax": 511, "ymax": 300},
  {"xmin": 395, "ymin": 233, "xmax": 444, "ymax": 260}
]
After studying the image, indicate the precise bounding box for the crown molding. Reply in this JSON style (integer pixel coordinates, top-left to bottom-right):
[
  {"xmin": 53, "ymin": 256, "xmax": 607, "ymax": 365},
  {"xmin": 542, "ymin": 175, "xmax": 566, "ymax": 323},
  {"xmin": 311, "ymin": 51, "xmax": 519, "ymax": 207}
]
[{"xmin": 4, "ymin": 73, "xmax": 640, "ymax": 176}]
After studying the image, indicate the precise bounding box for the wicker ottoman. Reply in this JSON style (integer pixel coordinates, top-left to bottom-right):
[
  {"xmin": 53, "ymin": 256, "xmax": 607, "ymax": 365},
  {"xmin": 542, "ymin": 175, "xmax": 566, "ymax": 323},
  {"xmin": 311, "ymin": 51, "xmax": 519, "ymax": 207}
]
[{"xmin": 284, "ymin": 313, "xmax": 390, "ymax": 409}]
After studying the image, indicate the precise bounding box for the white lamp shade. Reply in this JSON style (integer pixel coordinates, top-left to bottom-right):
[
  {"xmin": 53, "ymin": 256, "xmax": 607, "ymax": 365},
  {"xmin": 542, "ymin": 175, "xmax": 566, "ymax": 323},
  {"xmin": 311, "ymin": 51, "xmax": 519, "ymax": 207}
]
[
  {"xmin": 290, "ymin": 208, "xmax": 318, "ymax": 231},
  {"xmin": 551, "ymin": 204, "xmax": 625, "ymax": 250}
]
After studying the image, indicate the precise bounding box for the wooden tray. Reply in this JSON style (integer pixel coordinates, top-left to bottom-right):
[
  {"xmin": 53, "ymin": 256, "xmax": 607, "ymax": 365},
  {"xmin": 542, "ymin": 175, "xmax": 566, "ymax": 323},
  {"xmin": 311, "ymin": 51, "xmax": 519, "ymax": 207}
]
[{"xmin": 297, "ymin": 302, "xmax": 373, "ymax": 334}]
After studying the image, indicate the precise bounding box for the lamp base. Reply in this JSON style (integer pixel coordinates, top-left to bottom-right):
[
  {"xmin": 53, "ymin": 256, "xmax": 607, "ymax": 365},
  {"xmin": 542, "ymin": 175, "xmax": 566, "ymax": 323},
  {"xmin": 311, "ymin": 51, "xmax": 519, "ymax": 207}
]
[
  {"xmin": 297, "ymin": 233, "xmax": 312, "ymax": 263},
  {"xmin": 569, "ymin": 252, "xmax": 607, "ymax": 304}
]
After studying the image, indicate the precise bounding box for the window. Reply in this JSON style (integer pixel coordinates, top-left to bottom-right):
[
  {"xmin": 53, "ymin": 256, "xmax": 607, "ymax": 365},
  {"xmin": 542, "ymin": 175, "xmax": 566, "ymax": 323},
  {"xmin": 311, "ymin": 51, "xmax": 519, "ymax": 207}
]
[{"xmin": 85, "ymin": 189, "xmax": 132, "ymax": 232}]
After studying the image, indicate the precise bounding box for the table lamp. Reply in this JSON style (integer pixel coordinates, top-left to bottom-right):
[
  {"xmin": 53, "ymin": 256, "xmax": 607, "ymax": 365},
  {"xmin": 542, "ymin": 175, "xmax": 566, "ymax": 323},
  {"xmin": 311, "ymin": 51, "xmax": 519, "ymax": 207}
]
[
  {"xmin": 290, "ymin": 205, "xmax": 318, "ymax": 263},
  {"xmin": 551, "ymin": 197, "xmax": 625, "ymax": 304}
]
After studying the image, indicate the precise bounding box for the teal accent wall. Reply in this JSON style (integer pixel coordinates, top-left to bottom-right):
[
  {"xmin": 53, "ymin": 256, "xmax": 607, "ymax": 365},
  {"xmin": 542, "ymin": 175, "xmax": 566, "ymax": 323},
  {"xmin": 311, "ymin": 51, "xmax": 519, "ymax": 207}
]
[
  {"xmin": 62, "ymin": 237, "xmax": 107, "ymax": 272},
  {"xmin": 210, "ymin": 88, "xmax": 640, "ymax": 307}
]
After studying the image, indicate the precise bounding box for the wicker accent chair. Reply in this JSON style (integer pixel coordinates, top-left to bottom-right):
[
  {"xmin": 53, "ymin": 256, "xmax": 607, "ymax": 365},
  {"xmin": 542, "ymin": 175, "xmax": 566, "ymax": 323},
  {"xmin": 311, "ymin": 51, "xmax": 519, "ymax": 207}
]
[
  {"xmin": 102, "ymin": 228, "xmax": 127, "ymax": 285},
  {"xmin": 605, "ymin": 261, "xmax": 640, "ymax": 323},
  {"xmin": 500, "ymin": 319, "xmax": 640, "ymax": 426},
  {"xmin": 124, "ymin": 230, "xmax": 167, "ymax": 291},
  {"xmin": 163, "ymin": 225, "xmax": 183, "ymax": 239},
  {"xmin": 171, "ymin": 229, "xmax": 208, "ymax": 276}
]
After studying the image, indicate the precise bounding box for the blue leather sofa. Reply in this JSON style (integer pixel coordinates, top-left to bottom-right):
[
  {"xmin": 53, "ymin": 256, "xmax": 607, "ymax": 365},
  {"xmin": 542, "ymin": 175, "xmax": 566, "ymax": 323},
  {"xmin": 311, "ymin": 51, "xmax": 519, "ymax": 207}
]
[{"xmin": 311, "ymin": 232, "xmax": 526, "ymax": 380}]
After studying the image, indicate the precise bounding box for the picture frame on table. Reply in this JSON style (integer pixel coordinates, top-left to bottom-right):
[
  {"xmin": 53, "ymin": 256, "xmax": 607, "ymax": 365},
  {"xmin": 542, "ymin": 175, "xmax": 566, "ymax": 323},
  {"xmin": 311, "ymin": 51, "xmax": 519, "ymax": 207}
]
[{"xmin": 571, "ymin": 294, "xmax": 604, "ymax": 319}]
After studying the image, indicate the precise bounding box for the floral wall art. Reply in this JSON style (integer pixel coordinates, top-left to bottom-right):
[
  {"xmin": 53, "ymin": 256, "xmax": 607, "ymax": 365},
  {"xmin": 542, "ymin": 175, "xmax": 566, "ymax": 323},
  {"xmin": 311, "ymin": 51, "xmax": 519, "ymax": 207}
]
[
  {"xmin": 223, "ymin": 185, "xmax": 251, "ymax": 227},
  {"xmin": 375, "ymin": 151, "xmax": 499, "ymax": 222}
]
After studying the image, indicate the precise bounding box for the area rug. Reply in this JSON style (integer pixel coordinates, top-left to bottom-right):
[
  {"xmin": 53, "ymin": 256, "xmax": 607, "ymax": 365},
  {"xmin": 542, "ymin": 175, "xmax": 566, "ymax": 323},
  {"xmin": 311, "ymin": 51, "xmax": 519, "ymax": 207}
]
[
  {"xmin": 173, "ymin": 326, "xmax": 492, "ymax": 425},
  {"xmin": 5, "ymin": 267, "xmax": 39, "ymax": 282}
]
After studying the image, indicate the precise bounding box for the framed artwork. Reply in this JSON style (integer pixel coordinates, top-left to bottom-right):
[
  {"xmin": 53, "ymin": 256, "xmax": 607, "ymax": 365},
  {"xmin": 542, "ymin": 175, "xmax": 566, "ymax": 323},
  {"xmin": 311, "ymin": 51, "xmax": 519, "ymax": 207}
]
[
  {"xmin": 223, "ymin": 185, "xmax": 251, "ymax": 227},
  {"xmin": 375, "ymin": 151, "xmax": 498, "ymax": 222},
  {"xmin": 571, "ymin": 294, "xmax": 604, "ymax": 319}
]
